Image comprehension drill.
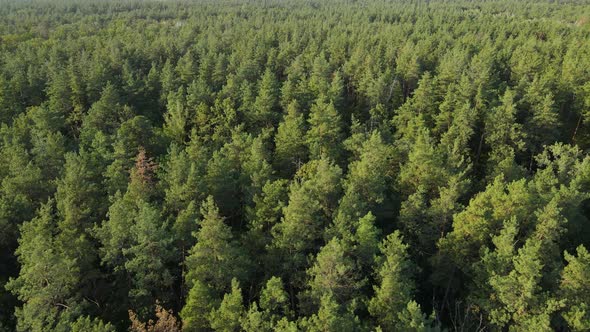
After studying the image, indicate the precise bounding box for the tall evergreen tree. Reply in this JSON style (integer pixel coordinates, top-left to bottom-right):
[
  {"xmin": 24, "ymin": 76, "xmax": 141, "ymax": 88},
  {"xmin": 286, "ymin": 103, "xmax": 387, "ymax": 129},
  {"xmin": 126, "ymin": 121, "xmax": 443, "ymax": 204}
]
[
  {"xmin": 251, "ymin": 68, "xmax": 280, "ymax": 128},
  {"xmin": 306, "ymin": 100, "xmax": 343, "ymax": 162},
  {"xmin": 209, "ymin": 279, "xmax": 245, "ymax": 332},
  {"xmin": 274, "ymin": 100, "xmax": 308, "ymax": 177},
  {"xmin": 123, "ymin": 202, "xmax": 175, "ymax": 314},
  {"xmin": 484, "ymin": 89, "xmax": 526, "ymax": 180},
  {"xmin": 369, "ymin": 231, "xmax": 429, "ymax": 331},
  {"xmin": 6, "ymin": 201, "xmax": 82, "ymax": 331},
  {"xmin": 560, "ymin": 245, "xmax": 590, "ymax": 331},
  {"xmin": 185, "ymin": 196, "xmax": 249, "ymax": 292}
]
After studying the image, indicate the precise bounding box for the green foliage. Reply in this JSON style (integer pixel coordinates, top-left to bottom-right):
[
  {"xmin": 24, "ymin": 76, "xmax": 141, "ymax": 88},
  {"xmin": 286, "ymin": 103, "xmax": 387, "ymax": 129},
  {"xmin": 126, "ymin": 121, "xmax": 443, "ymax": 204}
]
[
  {"xmin": 274, "ymin": 100, "xmax": 308, "ymax": 177},
  {"xmin": 241, "ymin": 277, "xmax": 291, "ymax": 332},
  {"xmin": 369, "ymin": 231, "xmax": 424, "ymax": 331},
  {"xmin": 476, "ymin": 202, "xmax": 567, "ymax": 329},
  {"xmin": 185, "ymin": 197, "xmax": 249, "ymax": 292},
  {"xmin": 260, "ymin": 277, "xmax": 290, "ymax": 319},
  {"xmin": 241, "ymin": 303, "xmax": 269, "ymax": 332},
  {"xmin": 123, "ymin": 202, "xmax": 174, "ymax": 310},
  {"xmin": 251, "ymin": 68, "xmax": 280, "ymax": 128},
  {"xmin": 164, "ymin": 87, "xmax": 190, "ymax": 144},
  {"xmin": 306, "ymin": 100, "xmax": 343, "ymax": 162},
  {"xmin": 334, "ymin": 131, "xmax": 395, "ymax": 237},
  {"xmin": 69, "ymin": 316, "xmax": 115, "ymax": 332},
  {"xmin": 246, "ymin": 179, "xmax": 289, "ymax": 255},
  {"xmin": 307, "ymin": 237, "xmax": 360, "ymax": 305},
  {"xmin": 560, "ymin": 246, "xmax": 590, "ymax": 331},
  {"xmin": 301, "ymin": 293, "xmax": 362, "ymax": 332},
  {"xmin": 271, "ymin": 158, "xmax": 342, "ymax": 285},
  {"xmin": 484, "ymin": 89, "xmax": 526, "ymax": 180},
  {"xmin": 209, "ymin": 279, "xmax": 245, "ymax": 332},
  {"xmin": 80, "ymin": 83, "xmax": 126, "ymax": 147},
  {"xmin": 180, "ymin": 280, "xmax": 217, "ymax": 332},
  {"xmin": 1, "ymin": 1, "xmax": 590, "ymax": 331},
  {"xmin": 5, "ymin": 201, "xmax": 81, "ymax": 331}
]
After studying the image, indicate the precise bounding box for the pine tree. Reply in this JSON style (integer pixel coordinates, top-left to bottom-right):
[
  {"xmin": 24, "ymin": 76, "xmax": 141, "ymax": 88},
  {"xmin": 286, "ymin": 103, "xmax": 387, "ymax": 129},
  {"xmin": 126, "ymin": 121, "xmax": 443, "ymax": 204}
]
[
  {"xmin": 163, "ymin": 87, "xmax": 189, "ymax": 145},
  {"xmin": 274, "ymin": 100, "xmax": 308, "ymax": 177},
  {"xmin": 161, "ymin": 143, "xmax": 208, "ymax": 216},
  {"xmin": 396, "ymin": 301, "xmax": 436, "ymax": 332},
  {"xmin": 188, "ymin": 78, "xmax": 213, "ymax": 111},
  {"xmin": 160, "ymin": 60, "xmax": 178, "ymax": 100},
  {"xmin": 523, "ymin": 77, "xmax": 561, "ymax": 153},
  {"xmin": 56, "ymin": 152, "xmax": 106, "ymax": 232},
  {"xmin": 296, "ymin": 157, "xmax": 343, "ymax": 217},
  {"xmin": 0, "ymin": 74, "xmax": 19, "ymax": 124},
  {"xmin": 270, "ymin": 182, "xmax": 324, "ymax": 284},
  {"xmin": 181, "ymin": 280, "xmax": 217, "ymax": 332},
  {"xmin": 176, "ymin": 51, "xmax": 197, "ymax": 86},
  {"xmin": 560, "ymin": 245, "xmax": 590, "ymax": 331},
  {"xmin": 306, "ymin": 100, "xmax": 343, "ymax": 162},
  {"xmin": 242, "ymin": 303, "xmax": 270, "ymax": 332},
  {"xmin": 6, "ymin": 200, "xmax": 81, "ymax": 331},
  {"xmin": 328, "ymin": 70, "xmax": 345, "ymax": 110},
  {"xmin": 241, "ymin": 276, "xmax": 291, "ymax": 332},
  {"xmin": 354, "ymin": 212, "xmax": 381, "ymax": 269},
  {"xmin": 80, "ymin": 83, "xmax": 125, "ymax": 147},
  {"xmin": 334, "ymin": 131, "xmax": 395, "ymax": 237},
  {"xmin": 485, "ymin": 241, "xmax": 558, "ymax": 330},
  {"xmin": 95, "ymin": 149, "xmax": 161, "ymax": 315},
  {"xmin": 309, "ymin": 54, "xmax": 331, "ymax": 99},
  {"xmin": 185, "ymin": 197, "xmax": 249, "ymax": 292},
  {"xmin": 46, "ymin": 68, "xmax": 73, "ymax": 125},
  {"xmin": 30, "ymin": 130, "xmax": 67, "ymax": 185},
  {"xmin": 171, "ymin": 200, "xmax": 199, "ymax": 261},
  {"xmin": 301, "ymin": 293, "xmax": 361, "ymax": 332},
  {"xmin": 471, "ymin": 199, "xmax": 567, "ymax": 330},
  {"xmin": 396, "ymin": 41, "xmax": 421, "ymax": 101},
  {"xmin": 105, "ymin": 117, "xmax": 158, "ymax": 196},
  {"xmin": 209, "ymin": 279, "xmax": 245, "ymax": 332},
  {"xmin": 369, "ymin": 231, "xmax": 425, "ymax": 331},
  {"xmin": 95, "ymin": 191, "xmax": 136, "ymax": 272},
  {"xmin": 54, "ymin": 152, "xmax": 104, "ymax": 314},
  {"xmin": 245, "ymin": 179, "xmax": 289, "ymax": 264},
  {"xmin": 242, "ymin": 133, "xmax": 274, "ymax": 206},
  {"xmin": 260, "ymin": 277, "xmax": 291, "ymax": 322},
  {"xmin": 251, "ymin": 68, "xmax": 280, "ymax": 128},
  {"xmin": 398, "ymin": 128, "xmax": 447, "ymax": 197},
  {"xmin": 212, "ymin": 54, "xmax": 228, "ymax": 92},
  {"xmin": 307, "ymin": 238, "xmax": 361, "ymax": 305},
  {"xmin": 204, "ymin": 131, "xmax": 250, "ymax": 217},
  {"xmin": 69, "ymin": 316, "xmax": 115, "ymax": 332},
  {"xmin": 438, "ymin": 101, "xmax": 475, "ymax": 175},
  {"xmin": 435, "ymin": 178, "xmax": 530, "ymax": 275},
  {"xmin": 123, "ymin": 202, "xmax": 175, "ymax": 312},
  {"xmin": 141, "ymin": 63, "xmax": 162, "ymax": 122},
  {"xmin": 484, "ymin": 89, "xmax": 526, "ymax": 180},
  {"xmin": 271, "ymin": 158, "xmax": 342, "ymax": 285},
  {"xmin": 281, "ymin": 55, "xmax": 312, "ymax": 110}
]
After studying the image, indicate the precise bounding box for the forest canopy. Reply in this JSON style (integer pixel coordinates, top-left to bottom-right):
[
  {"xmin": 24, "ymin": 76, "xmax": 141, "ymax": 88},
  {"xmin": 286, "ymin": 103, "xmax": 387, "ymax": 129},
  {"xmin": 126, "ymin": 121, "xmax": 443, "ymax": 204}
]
[{"xmin": 0, "ymin": 0, "xmax": 590, "ymax": 331}]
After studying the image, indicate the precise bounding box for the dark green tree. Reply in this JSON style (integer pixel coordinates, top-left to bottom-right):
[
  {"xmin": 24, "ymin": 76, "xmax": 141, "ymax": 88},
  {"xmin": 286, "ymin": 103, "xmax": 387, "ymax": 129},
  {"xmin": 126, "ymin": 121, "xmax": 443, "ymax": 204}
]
[
  {"xmin": 185, "ymin": 196, "xmax": 249, "ymax": 292},
  {"xmin": 251, "ymin": 68, "xmax": 280, "ymax": 128},
  {"xmin": 209, "ymin": 279, "xmax": 245, "ymax": 332},
  {"xmin": 560, "ymin": 245, "xmax": 590, "ymax": 331},
  {"xmin": 274, "ymin": 100, "xmax": 308, "ymax": 177},
  {"xmin": 306, "ymin": 100, "xmax": 343, "ymax": 162},
  {"xmin": 6, "ymin": 201, "xmax": 81, "ymax": 331},
  {"xmin": 369, "ymin": 231, "xmax": 429, "ymax": 331}
]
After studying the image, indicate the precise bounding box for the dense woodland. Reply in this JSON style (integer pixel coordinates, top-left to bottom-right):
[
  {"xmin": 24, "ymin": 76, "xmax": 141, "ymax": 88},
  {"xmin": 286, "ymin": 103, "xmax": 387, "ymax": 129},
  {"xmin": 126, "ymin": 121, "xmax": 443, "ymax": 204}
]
[{"xmin": 0, "ymin": 0, "xmax": 590, "ymax": 331}]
